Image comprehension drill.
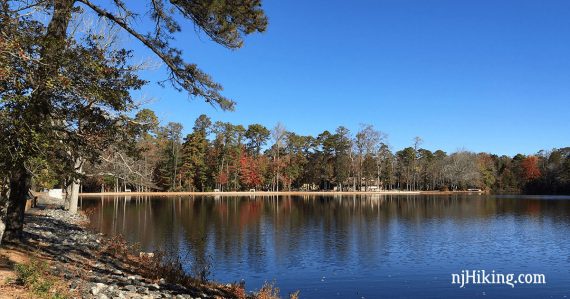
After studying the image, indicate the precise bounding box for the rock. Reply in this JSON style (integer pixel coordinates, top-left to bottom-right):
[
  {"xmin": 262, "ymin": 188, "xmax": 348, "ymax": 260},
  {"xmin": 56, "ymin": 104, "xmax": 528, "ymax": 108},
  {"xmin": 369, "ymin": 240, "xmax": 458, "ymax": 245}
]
[
  {"xmin": 139, "ymin": 252, "xmax": 155, "ymax": 258},
  {"xmin": 137, "ymin": 286, "xmax": 149, "ymax": 294},
  {"xmin": 91, "ymin": 282, "xmax": 108, "ymax": 296},
  {"xmin": 18, "ymin": 207, "xmax": 232, "ymax": 299},
  {"xmin": 151, "ymin": 283, "xmax": 161, "ymax": 290}
]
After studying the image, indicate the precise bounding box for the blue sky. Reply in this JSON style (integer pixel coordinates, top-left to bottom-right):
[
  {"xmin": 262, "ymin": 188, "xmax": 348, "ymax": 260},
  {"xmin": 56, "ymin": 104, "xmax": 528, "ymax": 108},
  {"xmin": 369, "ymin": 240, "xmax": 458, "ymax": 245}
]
[{"xmin": 124, "ymin": 0, "xmax": 569, "ymax": 156}]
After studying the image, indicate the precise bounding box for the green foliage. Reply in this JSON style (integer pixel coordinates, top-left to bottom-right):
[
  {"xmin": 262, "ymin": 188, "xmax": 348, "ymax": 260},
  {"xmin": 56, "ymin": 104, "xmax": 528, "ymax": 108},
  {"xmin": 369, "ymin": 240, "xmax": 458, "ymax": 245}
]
[
  {"xmin": 80, "ymin": 112, "xmax": 570, "ymax": 194},
  {"xmin": 245, "ymin": 124, "xmax": 271, "ymax": 156},
  {"xmin": 27, "ymin": 157, "xmax": 59, "ymax": 190},
  {"xmin": 1, "ymin": 9, "xmax": 147, "ymax": 174},
  {"xmin": 15, "ymin": 259, "xmax": 68, "ymax": 299},
  {"xmin": 180, "ymin": 131, "xmax": 210, "ymax": 191}
]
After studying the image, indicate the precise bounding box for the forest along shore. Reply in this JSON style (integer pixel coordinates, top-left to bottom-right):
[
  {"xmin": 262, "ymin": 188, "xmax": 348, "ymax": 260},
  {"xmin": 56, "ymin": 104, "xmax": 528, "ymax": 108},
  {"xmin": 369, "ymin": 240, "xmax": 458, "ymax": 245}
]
[
  {"xmin": 0, "ymin": 196, "xmax": 288, "ymax": 299},
  {"xmin": 79, "ymin": 190, "xmax": 485, "ymax": 197}
]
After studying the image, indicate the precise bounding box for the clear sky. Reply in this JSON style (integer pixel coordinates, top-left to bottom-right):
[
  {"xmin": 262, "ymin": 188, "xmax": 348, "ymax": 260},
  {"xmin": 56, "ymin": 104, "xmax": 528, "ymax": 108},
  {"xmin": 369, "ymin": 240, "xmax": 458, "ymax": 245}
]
[{"xmin": 127, "ymin": 0, "xmax": 570, "ymax": 156}]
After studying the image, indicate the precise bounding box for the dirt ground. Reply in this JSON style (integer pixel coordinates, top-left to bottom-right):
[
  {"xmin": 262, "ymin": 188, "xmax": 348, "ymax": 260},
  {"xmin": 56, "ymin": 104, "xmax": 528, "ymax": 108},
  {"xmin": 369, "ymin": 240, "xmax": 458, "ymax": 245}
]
[{"xmin": 0, "ymin": 248, "xmax": 31, "ymax": 299}]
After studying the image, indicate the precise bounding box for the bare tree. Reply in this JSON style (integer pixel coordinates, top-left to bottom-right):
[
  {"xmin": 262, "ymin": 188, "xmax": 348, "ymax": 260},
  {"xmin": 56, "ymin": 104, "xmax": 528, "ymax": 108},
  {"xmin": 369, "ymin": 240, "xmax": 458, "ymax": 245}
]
[
  {"xmin": 271, "ymin": 123, "xmax": 286, "ymax": 192},
  {"xmin": 443, "ymin": 151, "xmax": 481, "ymax": 190},
  {"xmin": 412, "ymin": 136, "xmax": 423, "ymax": 190},
  {"xmin": 354, "ymin": 124, "xmax": 384, "ymax": 190}
]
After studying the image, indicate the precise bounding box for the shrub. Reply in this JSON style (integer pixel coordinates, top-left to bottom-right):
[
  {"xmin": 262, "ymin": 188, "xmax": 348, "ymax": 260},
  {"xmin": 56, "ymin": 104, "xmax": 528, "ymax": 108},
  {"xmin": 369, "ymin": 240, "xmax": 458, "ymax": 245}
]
[{"xmin": 15, "ymin": 259, "xmax": 68, "ymax": 299}]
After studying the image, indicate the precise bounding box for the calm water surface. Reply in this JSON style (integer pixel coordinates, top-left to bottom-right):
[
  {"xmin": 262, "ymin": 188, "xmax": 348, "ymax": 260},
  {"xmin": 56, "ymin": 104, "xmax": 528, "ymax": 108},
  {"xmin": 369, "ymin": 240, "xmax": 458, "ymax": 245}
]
[{"xmin": 82, "ymin": 195, "xmax": 570, "ymax": 299}]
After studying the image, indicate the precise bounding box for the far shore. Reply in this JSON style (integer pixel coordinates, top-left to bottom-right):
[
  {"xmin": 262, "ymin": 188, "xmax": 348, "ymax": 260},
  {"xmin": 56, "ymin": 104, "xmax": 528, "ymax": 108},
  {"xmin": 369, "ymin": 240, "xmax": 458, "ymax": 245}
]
[{"xmin": 79, "ymin": 190, "xmax": 486, "ymax": 197}]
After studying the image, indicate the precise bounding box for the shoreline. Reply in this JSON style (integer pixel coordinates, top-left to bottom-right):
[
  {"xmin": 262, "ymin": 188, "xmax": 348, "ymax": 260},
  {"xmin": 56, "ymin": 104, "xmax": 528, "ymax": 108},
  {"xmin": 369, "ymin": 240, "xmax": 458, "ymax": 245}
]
[
  {"xmin": 79, "ymin": 190, "xmax": 485, "ymax": 197},
  {"xmin": 0, "ymin": 197, "xmax": 278, "ymax": 299}
]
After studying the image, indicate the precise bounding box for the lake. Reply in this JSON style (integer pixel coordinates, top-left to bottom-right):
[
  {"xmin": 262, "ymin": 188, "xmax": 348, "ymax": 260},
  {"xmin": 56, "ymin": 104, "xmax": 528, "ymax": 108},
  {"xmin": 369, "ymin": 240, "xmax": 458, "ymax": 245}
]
[{"xmin": 81, "ymin": 194, "xmax": 570, "ymax": 299}]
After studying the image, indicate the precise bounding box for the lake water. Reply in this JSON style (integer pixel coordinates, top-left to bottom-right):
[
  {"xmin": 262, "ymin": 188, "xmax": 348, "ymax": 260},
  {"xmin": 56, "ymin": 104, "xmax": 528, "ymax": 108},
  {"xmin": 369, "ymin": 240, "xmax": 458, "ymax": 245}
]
[{"xmin": 82, "ymin": 194, "xmax": 570, "ymax": 299}]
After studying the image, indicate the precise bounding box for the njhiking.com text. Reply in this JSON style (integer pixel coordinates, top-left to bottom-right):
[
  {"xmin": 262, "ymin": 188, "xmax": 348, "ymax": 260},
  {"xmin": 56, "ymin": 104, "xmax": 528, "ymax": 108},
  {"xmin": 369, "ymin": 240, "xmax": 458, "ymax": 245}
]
[{"xmin": 451, "ymin": 270, "xmax": 546, "ymax": 288}]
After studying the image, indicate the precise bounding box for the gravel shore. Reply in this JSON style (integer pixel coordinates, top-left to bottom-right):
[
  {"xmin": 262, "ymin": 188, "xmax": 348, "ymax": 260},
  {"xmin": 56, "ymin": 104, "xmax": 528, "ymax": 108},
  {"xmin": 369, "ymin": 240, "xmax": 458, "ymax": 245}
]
[{"xmin": 0, "ymin": 200, "xmax": 242, "ymax": 299}]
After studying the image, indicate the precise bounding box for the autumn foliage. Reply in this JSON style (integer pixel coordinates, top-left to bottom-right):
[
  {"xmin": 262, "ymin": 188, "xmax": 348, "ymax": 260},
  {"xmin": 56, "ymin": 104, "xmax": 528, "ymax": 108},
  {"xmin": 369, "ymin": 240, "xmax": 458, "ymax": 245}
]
[
  {"xmin": 239, "ymin": 152, "xmax": 263, "ymax": 189},
  {"xmin": 521, "ymin": 156, "xmax": 541, "ymax": 181}
]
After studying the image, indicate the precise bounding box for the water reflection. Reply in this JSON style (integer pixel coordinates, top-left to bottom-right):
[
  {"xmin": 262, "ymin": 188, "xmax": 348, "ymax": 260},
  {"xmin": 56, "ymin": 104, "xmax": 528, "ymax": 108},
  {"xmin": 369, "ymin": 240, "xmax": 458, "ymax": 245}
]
[{"xmin": 83, "ymin": 195, "xmax": 570, "ymax": 299}]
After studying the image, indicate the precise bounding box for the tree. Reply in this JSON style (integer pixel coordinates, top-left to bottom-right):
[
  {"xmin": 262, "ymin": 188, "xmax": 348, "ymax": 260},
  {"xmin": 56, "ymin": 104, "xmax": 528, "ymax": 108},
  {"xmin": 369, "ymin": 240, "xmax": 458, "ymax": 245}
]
[
  {"xmin": 193, "ymin": 114, "xmax": 212, "ymax": 135},
  {"xmin": 396, "ymin": 147, "xmax": 415, "ymax": 190},
  {"xmin": 239, "ymin": 152, "xmax": 263, "ymax": 190},
  {"xmin": 354, "ymin": 124, "xmax": 382, "ymax": 190},
  {"xmin": 245, "ymin": 124, "xmax": 270, "ymax": 156},
  {"xmin": 332, "ymin": 127, "xmax": 352, "ymax": 190},
  {"xmin": 180, "ymin": 130, "xmax": 209, "ymax": 191},
  {"xmin": 271, "ymin": 123, "xmax": 286, "ymax": 191},
  {"xmin": 210, "ymin": 121, "xmax": 244, "ymax": 191},
  {"xmin": 432, "ymin": 150, "xmax": 448, "ymax": 190},
  {"xmin": 0, "ymin": 14, "xmax": 45, "ymax": 241},
  {"xmin": 1, "ymin": 16, "xmax": 146, "ymax": 238},
  {"xmin": 521, "ymin": 156, "xmax": 541, "ymax": 181},
  {"xmin": 444, "ymin": 151, "xmax": 481, "ymax": 190},
  {"xmin": 412, "ymin": 136, "xmax": 423, "ymax": 190},
  {"xmin": 178, "ymin": 115, "xmax": 212, "ymax": 191},
  {"xmin": 156, "ymin": 122, "xmax": 183, "ymax": 190},
  {"xmin": 1, "ymin": 0, "xmax": 268, "ymax": 242},
  {"xmin": 382, "ymin": 144, "xmax": 398, "ymax": 190},
  {"xmin": 417, "ymin": 148, "xmax": 433, "ymax": 190},
  {"xmin": 477, "ymin": 153, "xmax": 497, "ymax": 191},
  {"xmin": 281, "ymin": 132, "xmax": 310, "ymax": 190}
]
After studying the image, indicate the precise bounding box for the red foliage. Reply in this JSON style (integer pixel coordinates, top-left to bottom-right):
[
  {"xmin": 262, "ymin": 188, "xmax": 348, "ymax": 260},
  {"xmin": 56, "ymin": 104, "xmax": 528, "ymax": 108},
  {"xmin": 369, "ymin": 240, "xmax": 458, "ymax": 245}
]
[
  {"xmin": 239, "ymin": 152, "xmax": 263, "ymax": 189},
  {"xmin": 521, "ymin": 156, "xmax": 541, "ymax": 181},
  {"xmin": 217, "ymin": 172, "xmax": 229, "ymax": 185}
]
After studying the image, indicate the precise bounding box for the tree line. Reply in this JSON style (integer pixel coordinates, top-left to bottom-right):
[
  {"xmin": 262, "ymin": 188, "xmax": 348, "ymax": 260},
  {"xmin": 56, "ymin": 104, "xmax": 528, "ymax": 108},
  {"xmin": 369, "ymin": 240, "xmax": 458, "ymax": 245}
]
[{"xmin": 77, "ymin": 113, "xmax": 570, "ymax": 195}]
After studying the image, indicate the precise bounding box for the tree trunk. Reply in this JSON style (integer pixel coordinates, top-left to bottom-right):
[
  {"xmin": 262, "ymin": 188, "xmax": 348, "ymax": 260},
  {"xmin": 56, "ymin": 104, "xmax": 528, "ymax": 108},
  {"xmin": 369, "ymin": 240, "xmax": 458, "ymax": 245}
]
[
  {"xmin": 2, "ymin": 167, "xmax": 32, "ymax": 242},
  {"xmin": 69, "ymin": 179, "xmax": 80, "ymax": 214},
  {"xmin": 64, "ymin": 182, "xmax": 72, "ymax": 210},
  {"xmin": 0, "ymin": 184, "xmax": 7, "ymax": 246},
  {"xmin": 0, "ymin": 219, "xmax": 5, "ymax": 247},
  {"xmin": 275, "ymin": 145, "xmax": 280, "ymax": 192},
  {"xmin": 68, "ymin": 158, "xmax": 83, "ymax": 214}
]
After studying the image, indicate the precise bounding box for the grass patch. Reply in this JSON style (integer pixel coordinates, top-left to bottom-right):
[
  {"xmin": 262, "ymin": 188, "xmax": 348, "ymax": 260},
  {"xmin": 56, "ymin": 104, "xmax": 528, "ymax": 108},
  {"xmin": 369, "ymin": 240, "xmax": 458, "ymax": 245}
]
[
  {"xmin": 14, "ymin": 258, "xmax": 69, "ymax": 299},
  {"xmin": 255, "ymin": 281, "xmax": 300, "ymax": 299}
]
